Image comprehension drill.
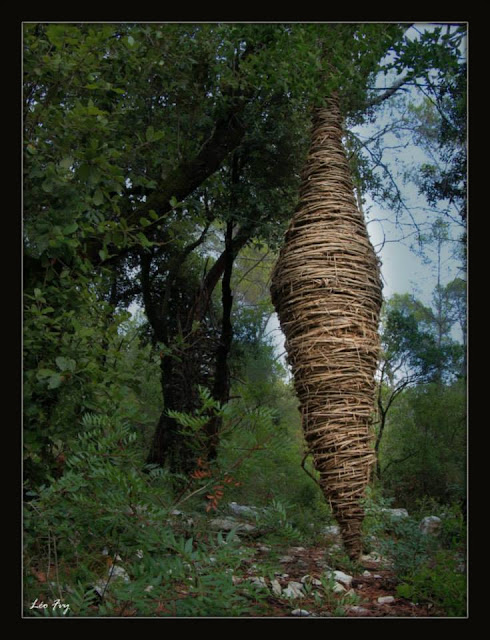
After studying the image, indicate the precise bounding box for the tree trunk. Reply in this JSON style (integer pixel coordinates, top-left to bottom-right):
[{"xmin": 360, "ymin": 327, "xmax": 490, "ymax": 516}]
[
  {"xmin": 146, "ymin": 353, "xmax": 204, "ymax": 474},
  {"xmin": 145, "ymin": 224, "xmax": 245, "ymax": 473},
  {"xmin": 270, "ymin": 93, "xmax": 383, "ymax": 560}
]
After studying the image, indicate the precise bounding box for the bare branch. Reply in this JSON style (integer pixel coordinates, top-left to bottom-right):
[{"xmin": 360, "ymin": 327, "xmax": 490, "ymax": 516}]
[{"xmin": 367, "ymin": 75, "xmax": 411, "ymax": 107}]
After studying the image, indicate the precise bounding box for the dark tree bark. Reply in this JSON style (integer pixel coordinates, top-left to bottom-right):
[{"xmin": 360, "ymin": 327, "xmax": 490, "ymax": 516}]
[{"xmin": 206, "ymin": 220, "xmax": 235, "ymax": 461}]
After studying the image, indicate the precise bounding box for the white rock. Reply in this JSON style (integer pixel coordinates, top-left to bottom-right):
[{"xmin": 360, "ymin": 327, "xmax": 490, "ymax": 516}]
[
  {"xmin": 249, "ymin": 576, "xmax": 268, "ymax": 589},
  {"xmin": 210, "ymin": 517, "xmax": 256, "ymax": 534},
  {"xmin": 327, "ymin": 570, "xmax": 353, "ymax": 588},
  {"xmin": 322, "ymin": 525, "xmax": 340, "ymax": 537},
  {"xmin": 144, "ymin": 585, "xmax": 154, "ymax": 593},
  {"xmin": 228, "ymin": 502, "xmax": 260, "ymax": 517},
  {"xmin": 110, "ymin": 565, "xmax": 130, "ymax": 582},
  {"xmin": 378, "ymin": 595, "xmax": 395, "ymax": 604},
  {"xmin": 283, "ymin": 582, "xmax": 305, "ymax": 599},
  {"xmin": 347, "ymin": 605, "xmax": 370, "ymax": 614},
  {"xmin": 332, "ymin": 582, "xmax": 346, "ymax": 594},
  {"xmin": 361, "ymin": 552, "xmax": 392, "ymax": 567},
  {"xmin": 360, "ymin": 552, "xmax": 381, "ymax": 563},
  {"xmin": 279, "ymin": 555, "xmax": 295, "ymax": 563},
  {"xmin": 419, "ymin": 515, "xmax": 442, "ymax": 535},
  {"xmin": 271, "ymin": 579, "xmax": 282, "ymax": 596},
  {"xmin": 300, "ymin": 574, "xmax": 322, "ymax": 586},
  {"xmin": 92, "ymin": 561, "xmax": 130, "ymax": 596},
  {"xmin": 291, "ymin": 609, "xmax": 310, "ymax": 617},
  {"xmin": 381, "ymin": 507, "xmax": 409, "ymax": 519},
  {"xmin": 362, "ymin": 570, "xmax": 371, "ymax": 577},
  {"xmin": 93, "ymin": 580, "xmax": 107, "ymax": 597},
  {"xmin": 289, "ymin": 546, "xmax": 306, "ymax": 552}
]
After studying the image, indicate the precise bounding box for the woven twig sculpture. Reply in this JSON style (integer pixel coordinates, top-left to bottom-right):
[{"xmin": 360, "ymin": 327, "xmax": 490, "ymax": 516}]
[{"xmin": 270, "ymin": 93, "xmax": 383, "ymax": 559}]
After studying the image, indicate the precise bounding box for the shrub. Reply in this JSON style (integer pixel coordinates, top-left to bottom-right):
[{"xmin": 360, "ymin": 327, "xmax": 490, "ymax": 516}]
[
  {"xmin": 23, "ymin": 411, "xmax": 267, "ymax": 617},
  {"xmin": 396, "ymin": 550, "xmax": 467, "ymax": 616}
]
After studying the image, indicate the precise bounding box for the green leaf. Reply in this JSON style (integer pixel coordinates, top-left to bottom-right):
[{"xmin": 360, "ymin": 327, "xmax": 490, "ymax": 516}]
[
  {"xmin": 127, "ymin": 35, "xmax": 135, "ymax": 47},
  {"xmin": 146, "ymin": 126, "xmax": 155, "ymax": 142},
  {"xmin": 93, "ymin": 189, "xmax": 104, "ymax": 206},
  {"xmin": 55, "ymin": 356, "xmax": 76, "ymax": 372},
  {"xmin": 63, "ymin": 223, "xmax": 78, "ymax": 235},
  {"xmin": 86, "ymin": 104, "xmax": 107, "ymax": 117},
  {"xmin": 36, "ymin": 368, "xmax": 57, "ymax": 380},
  {"xmin": 136, "ymin": 232, "xmax": 153, "ymax": 248},
  {"xmin": 46, "ymin": 25, "xmax": 66, "ymax": 48},
  {"xmin": 47, "ymin": 373, "xmax": 63, "ymax": 390},
  {"xmin": 99, "ymin": 249, "xmax": 108, "ymax": 261},
  {"xmin": 184, "ymin": 537, "xmax": 194, "ymax": 554}
]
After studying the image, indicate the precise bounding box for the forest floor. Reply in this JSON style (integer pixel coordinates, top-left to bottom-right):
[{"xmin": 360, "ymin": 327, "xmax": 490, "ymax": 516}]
[
  {"xmin": 227, "ymin": 539, "xmax": 440, "ymax": 618},
  {"xmin": 26, "ymin": 503, "xmax": 462, "ymax": 618}
]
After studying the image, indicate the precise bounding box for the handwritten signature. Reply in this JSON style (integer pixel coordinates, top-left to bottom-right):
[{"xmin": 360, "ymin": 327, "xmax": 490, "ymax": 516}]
[{"xmin": 30, "ymin": 598, "xmax": 70, "ymax": 615}]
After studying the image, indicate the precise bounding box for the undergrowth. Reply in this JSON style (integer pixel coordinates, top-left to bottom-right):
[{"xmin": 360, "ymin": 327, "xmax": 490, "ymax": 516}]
[
  {"xmin": 23, "ymin": 411, "xmax": 270, "ymax": 617},
  {"xmin": 362, "ymin": 487, "xmax": 467, "ymax": 617}
]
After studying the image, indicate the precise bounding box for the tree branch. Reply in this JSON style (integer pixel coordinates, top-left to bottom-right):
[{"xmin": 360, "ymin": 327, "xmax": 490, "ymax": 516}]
[
  {"xmin": 84, "ymin": 103, "xmax": 247, "ymax": 265},
  {"xmin": 367, "ymin": 75, "xmax": 411, "ymax": 107},
  {"xmin": 381, "ymin": 450, "xmax": 419, "ymax": 476}
]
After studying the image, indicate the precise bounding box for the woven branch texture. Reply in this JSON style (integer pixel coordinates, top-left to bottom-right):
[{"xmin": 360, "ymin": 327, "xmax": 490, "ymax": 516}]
[{"xmin": 270, "ymin": 94, "xmax": 383, "ymax": 559}]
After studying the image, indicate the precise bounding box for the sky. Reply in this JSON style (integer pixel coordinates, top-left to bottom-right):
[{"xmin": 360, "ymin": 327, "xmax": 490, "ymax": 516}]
[
  {"xmin": 353, "ymin": 23, "xmax": 466, "ymax": 308},
  {"xmin": 364, "ymin": 194, "xmax": 463, "ymax": 306}
]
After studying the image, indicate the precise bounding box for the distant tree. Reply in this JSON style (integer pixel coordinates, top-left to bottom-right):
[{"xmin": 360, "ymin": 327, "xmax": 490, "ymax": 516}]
[
  {"xmin": 379, "ymin": 379, "xmax": 466, "ymax": 506},
  {"xmin": 375, "ymin": 290, "xmax": 464, "ymax": 479}
]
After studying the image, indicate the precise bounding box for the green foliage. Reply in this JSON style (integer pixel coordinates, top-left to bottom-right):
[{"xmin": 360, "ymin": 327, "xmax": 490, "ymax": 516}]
[
  {"xmin": 167, "ymin": 386, "xmax": 221, "ymax": 434},
  {"xmin": 407, "ymin": 56, "xmax": 467, "ymax": 222},
  {"xmin": 396, "ymin": 550, "xmax": 466, "ymax": 616},
  {"xmin": 376, "ymin": 286, "xmax": 466, "ymax": 507},
  {"xmin": 23, "ymin": 411, "xmax": 271, "ymax": 617},
  {"xmin": 379, "ymin": 380, "xmax": 466, "ymax": 507},
  {"xmin": 362, "ymin": 489, "xmax": 467, "ymax": 617},
  {"xmin": 23, "ymin": 278, "xmax": 161, "ymax": 490},
  {"xmin": 388, "ymin": 25, "xmax": 465, "ymax": 82},
  {"xmin": 380, "ymin": 291, "xmax": 462, "ymax": 384},
  {"xmin": 23, "ymin": 23, "xmax": 467, "ymax": 617}
]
